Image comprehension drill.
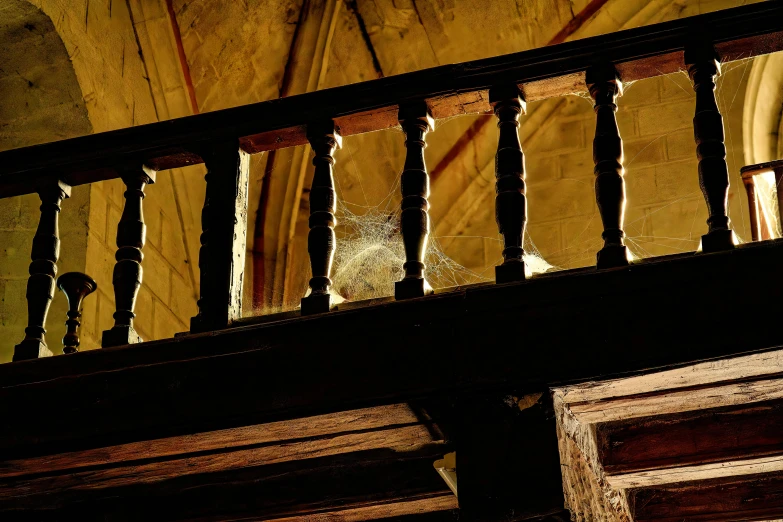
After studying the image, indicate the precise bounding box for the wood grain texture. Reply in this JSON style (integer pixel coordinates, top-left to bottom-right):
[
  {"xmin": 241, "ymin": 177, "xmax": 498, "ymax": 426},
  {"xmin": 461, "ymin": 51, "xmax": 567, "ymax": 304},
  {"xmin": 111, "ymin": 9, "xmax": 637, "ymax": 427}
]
[
  {"xmin": 556, "ymin": 349, "xmax": 783, "ymax": 405},
  {"xmin": 630, "ymin": 471, "xmax": 783, "ymax": 522},
  {"xmin": 597, "ymin": 399, "xmax": 783, "ymax": 475},
  {"xmin": 0, "ymin": 403, "xmax": 422, "ymax": 479},
  {"xmin": 263, "ymin": 496, "xmax": 458, "ymax": 522},
  {"xmin": 0, "ymin": 4, "xmax": 781, "ymax": 198},
  {"xmin": 0, "ymin": 443, "xmax": 452, "ymax": 520}
]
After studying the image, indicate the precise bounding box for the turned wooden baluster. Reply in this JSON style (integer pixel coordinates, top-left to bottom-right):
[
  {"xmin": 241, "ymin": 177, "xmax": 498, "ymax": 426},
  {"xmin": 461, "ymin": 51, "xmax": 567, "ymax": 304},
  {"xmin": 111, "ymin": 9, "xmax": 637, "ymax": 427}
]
[
  {"xmin": 395, "ymin": 103, "xmax": 435, "ymax": 300},
  {"xmin": 57, "ymin": 272, "xmax": 97, "ymax": 354},
  {"xmin": 686, "ymin": 39, "xmax": 736, "ymax": 252},
  {"xmin": 13, "ymin": 179, "xmax": 71, "ymax": 361},
  {"xmin": 587, "ymin": 63, "xmax": 630, "ymax": 269},
  {"xmin": 102, "ymin": 167, "xmax": 156, "ymax": 347},
  {"xmin": 190, "ymin": 140, "xmax": 250, "ymax": 332},
  {"xmin": 301, "ymin": 121, "xmax": 342, "ymax": 315},
  {"xmin": 490, "ymin": 85, "xmax": 527, "ymax": 283}
]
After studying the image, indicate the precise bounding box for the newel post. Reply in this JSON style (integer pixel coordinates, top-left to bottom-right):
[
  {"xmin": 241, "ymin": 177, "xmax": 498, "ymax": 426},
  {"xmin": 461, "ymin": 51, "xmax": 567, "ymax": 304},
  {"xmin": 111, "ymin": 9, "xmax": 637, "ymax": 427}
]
[
  {"xmin": 190, "ymin": 139, "xmax": 250, "ymax": 332},
  {"xmin": 395, "ymin": 102, "xmax": 435, "ymax": 300},
  {"xmin": 13, "ymin": 179, "xmax": 71, "ymax": 361},
  {"xmin": 490, "ymin": 84, "xmax": 528, "ymax": 284},
  {"xmin": 587, "ymin": 62, "xmax": 630, "ymax": 269},
  {"xmin": 301, "ymin": 121, "xmax": 342, "ymax": 315},
  {"xmin": 686, "ymin": 38, "xmax": 736, "ymax": 252},
  {"xmin": 102, "ymin": 166, "xmax": 155, "ymax": 347}
]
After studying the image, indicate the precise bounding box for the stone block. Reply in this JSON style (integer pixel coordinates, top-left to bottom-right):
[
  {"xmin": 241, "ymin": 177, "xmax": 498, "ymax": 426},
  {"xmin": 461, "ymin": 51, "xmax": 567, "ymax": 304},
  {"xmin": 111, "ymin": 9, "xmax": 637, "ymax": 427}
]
[
  {"xmin": 532, "ymin": 119, "xmax": 583, "ymax": 153},
  {"xmin": 88, "ymin": 191, "xmax": 109, "ymax": 246},
  {"xmin": 170, "ymin": 273, "xmax": 197, "ymax": 325},
  {"xmin": 558, "ymin": 150, "xmax": 594, "ymax": 181},
  {"xmin": 527, "ymin": 178, "xmax": 596, "ymax": 222},
  {"xmin": 648, "ymin": 197, "xmax": 706, "ymax": 254},
  {"xmin": 527, "ymin": 221, "xmax": 562, "ymax": 259},
  {"xmin": 0, "ymin": 230, "xmax": 33, "ymax": 278},
  {"xmin": 624, "ymin": 137, "xmax": 666, "ymax": 169},
  {"xmin": 616, "ymin": 108, "xmax": 637, "ymax": 138},
  {"xmin": 620, "ymin": 77, "xmax": 660, "ymax": 107},
  {"xmin": 655, "ymin": 160, "xmax": 700, "ymax": 202},
  {"xmin": 659, "ymin": 73, "xmax": 695, "ymax": 102},
  {"xmin": 153, "ymin": 299, "xmax": 187, "ymax": 340},
  {"xmin": 526, "ymin": 155, "xmax": 559, "ymax": 185},
  {"xmin": 161, "ymin": 214, "xmax": 189, "ymax": 277},
  {"xmin": 135, "ymin": 284, "xmax": 155, "ymax": 340},
  {"xmin": 626, "ymin": 165, "xmax": 658, "ymax": 207},
  {"xmin": 142, "ymin": 246, "xmax": 172, "ymax": 304},
  {"xmin": 86, "ymin": 235, "xmax": 116, "ymax": 297},
  {"xmin": 18, "ymin": 194, "xmax": 42, "ymax": 230},
  {"xmin": 665, "ymin": 129, "xmax": 695, "ymax": 161},
  {"xmin": 638, "ymin": 100, "xmax": 694, "ymax": 136},
  {"xmin": 560, "ymin": 214, "xmax": 604, "ymax": 269},
  {"xmin": 0, "ymin": 198, "xmax": 21, "ymax": 230}
]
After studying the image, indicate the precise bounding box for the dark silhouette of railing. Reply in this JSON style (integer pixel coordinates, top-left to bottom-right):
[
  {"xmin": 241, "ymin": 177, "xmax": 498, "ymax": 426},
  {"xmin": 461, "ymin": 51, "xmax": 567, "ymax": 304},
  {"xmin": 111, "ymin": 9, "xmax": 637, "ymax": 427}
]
[{"xmin": 1, "ymin": 3, "xmax": 782, "ymax": 361}]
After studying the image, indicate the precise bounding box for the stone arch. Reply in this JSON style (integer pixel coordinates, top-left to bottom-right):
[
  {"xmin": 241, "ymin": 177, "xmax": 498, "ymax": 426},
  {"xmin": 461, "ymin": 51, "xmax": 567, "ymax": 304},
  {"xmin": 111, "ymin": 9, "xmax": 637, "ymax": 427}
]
[
  {"xmin": 743, "ymin": 52, "xmax": 783, "ymax": 164},
  {"xmin": 0, "ymin": 0, "xmax": 93, "ymax": 362}
]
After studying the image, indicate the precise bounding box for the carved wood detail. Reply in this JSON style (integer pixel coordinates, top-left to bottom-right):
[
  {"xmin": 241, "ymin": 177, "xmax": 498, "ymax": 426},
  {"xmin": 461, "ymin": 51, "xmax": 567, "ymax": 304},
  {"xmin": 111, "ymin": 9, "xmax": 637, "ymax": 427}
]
[
  {"xmin": 102, "ymin": 167, "xmax": 155, "ymax": 347},
  {"xmin": 301, "ymin": 121, "xmax": 342, "ymax": 315},
  {"xmin": 587, "ymin": 63, "xmax": 630, "ymax": 269},
  {"xmin": 395, "ymin": 103, "xmax": 435, "ymax": 300},
  {"xmin": 686, "ymin": 39, "xmax": 736, "ymax": 252},
  {"xmin": 13, "ymin": 179, "xmax": 71, "ymax": 361},
  {"xmin": 490, "ymin": 85, "xmax": 528, "ymax": 284},
  {"xmin": 190, "ymin": 140, "xmax": 250, "ymax": 332},
  {"xmin": 57, "ymin": 272, "xmax": 97, "ymax": 354}
]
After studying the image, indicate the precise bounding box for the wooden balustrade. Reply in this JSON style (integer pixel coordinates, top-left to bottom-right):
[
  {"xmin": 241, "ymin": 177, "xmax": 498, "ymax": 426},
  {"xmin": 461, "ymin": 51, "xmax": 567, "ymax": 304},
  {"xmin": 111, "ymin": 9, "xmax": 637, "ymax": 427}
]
[
  {"xmin": 302, "ymin": 122, "xmax": 342, "ymax": 315},
  {"xmin": 190, "ymin": 141, "xmax": 250, "ymax": 332},
  {"xmin": 686, "ymin": 38, "xmax": 737, "ymax": 252},
  {"xmin": 396, "ymin": 103, "xmax": 435, "ymax": 300},
  {"xmin": 0, "ymin": 3, "xmax": 781, "ymax": 352},
  {"xmin": 13, "ymin": 180, "xmax": 70, "ymax": 361},
  {"xmin": 490, "ymin": 85, "xmax": 528, "ymax": 284},
  {"xmin": 587, "ymin": 63, "xmax": 630, "ymax": 269},
  {"xmin": 102, "ymin": 167, "xmax": 155, "ymax": 348}
]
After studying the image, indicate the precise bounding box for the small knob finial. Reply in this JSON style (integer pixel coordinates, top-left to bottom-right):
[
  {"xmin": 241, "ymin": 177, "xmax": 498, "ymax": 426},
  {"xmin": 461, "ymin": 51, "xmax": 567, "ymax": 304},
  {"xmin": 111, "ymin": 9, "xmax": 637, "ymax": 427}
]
[{"xmin": 57, "ymin": 272, "xmax": 97, "ymax": 354}]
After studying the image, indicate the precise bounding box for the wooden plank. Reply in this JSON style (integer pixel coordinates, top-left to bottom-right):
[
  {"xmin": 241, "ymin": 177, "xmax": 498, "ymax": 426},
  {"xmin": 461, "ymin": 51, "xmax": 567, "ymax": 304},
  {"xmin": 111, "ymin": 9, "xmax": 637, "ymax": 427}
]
[
  {"xmin": 610, "ymin": 455, "xmax": 783, "ymax": 489},
  {"xmin": 0, "ymin": 3, "xmax": 782, "ymax": 197},
  {"xmin": 264, "ymin": 496, "xmax": 458, "ymax": 522},
  {"xmin": 630, "ymin": 471, "xmax": 783, "ymax": 522},
  {"xmin": 0, "ymin": 404, "xmax": 422, "ymax": 478},
  {"xmin": 597, "ymin": 399, "xmax": 783, "ymax": 475},
  {"xmin": 0, "ymin": 444, "xmax": 452, "ymax": 520},
  {"xmin": 4, "ymin": 239, "xmax": 783, "ymax": 460},
  {"xmin": 557, "ymin": 349, "xmax": 783, "ymax": 406},
  {"xmin": 566, "ymin": 376, "xmax": 783, "ymax": 424},
  {"xmin": 0, "ymin": 427, "xmax": 440, "ymax": 501}
]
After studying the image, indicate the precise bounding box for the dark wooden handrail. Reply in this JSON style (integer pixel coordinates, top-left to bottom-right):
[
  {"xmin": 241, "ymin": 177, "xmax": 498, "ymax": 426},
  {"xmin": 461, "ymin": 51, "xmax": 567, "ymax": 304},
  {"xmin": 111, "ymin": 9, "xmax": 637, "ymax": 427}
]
[
  {"xmin": 4, "ymin": 2, "xmax": 783, "ymax": 360},
  {"xmin": 0, "ymin": 2, "xmax": 781, "ymax": 197}
]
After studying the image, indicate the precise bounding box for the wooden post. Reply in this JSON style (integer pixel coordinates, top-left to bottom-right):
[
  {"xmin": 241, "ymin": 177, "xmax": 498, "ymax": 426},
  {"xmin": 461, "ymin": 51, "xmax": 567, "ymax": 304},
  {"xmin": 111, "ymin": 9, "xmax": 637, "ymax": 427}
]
[
  {"xmin": 587, "ymin": 63, "xmax": 630, "ymax": 269},
  {"xmin": 456, "ymin": 392, "xmax": 570, "ymax": 521},
  {"xmin": 742, "ymin": 176, "xmax": 760, "ymax": 242},
  {"xmin": 686, "ymin": 39, "xmax": 736, "ymax": 252},
  {"xmin": 13, "ymin": 179, "xmax": 71, "ymax": 361},
  {"xmin": 490, "ymin": 85, "xmax": 527, "ymax": 284},
  {"xmin": 102, "ymin": 167, "xmax": 155, "ymax": 347},
  {"xmin": 190, "ymin": 140, "xmax": 250, "ymax": 332},
  {"xmin": 301, "ymin": 121, "xmax": 342, "ymax": 315},
  {"xmin": 395, "ymin": 102, "xmax": 435, "ymax": 300}
]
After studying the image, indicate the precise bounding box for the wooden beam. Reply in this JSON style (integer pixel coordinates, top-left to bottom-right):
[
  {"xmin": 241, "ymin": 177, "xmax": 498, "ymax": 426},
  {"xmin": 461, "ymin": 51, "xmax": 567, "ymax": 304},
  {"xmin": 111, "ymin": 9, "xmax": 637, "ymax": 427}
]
[
  {"xmin": 0, "ymin": 444, "xmax": 453, "ymax": 520},
  {"xmin": 597, "ymin": 399, "xmax": 783, "ymax": 475},
  {"xmin": 0, "ymin": 3, "xmax": 782, "ymax": 197},
  {"xmin": 264, "ymin": 497, "xmax": 458, "ymax": 522},
  {"xmin": 629, "ymin": 471, "xmax": 783, "ymax": 522},
  {"xmin": 0, "ymin": 404, "xmax": 428, "ymax": 479},
  {"xmin": 4, "ymin": 240, "xmax": 783, "ymax": 461}
]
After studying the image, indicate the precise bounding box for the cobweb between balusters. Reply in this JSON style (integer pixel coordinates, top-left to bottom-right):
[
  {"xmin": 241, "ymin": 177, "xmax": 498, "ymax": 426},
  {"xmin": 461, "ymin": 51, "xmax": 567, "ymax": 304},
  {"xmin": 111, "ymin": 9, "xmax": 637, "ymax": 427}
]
[{"xmin": 544, "ymin": 60, "xmax": 756, "ymax": 268}]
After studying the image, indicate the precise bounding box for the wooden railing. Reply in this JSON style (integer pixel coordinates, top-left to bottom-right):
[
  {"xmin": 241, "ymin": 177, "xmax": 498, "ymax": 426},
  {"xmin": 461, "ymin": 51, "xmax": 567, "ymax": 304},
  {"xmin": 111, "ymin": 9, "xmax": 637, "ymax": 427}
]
[{"xmin": 1, "ymin": 3, "xmax": 782, "ymax": 361}]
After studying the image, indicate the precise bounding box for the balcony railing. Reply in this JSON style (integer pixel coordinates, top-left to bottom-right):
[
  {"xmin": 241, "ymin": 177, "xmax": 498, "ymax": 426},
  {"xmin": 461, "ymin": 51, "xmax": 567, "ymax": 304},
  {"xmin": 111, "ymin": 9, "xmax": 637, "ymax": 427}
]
[{"xmin": 1, "ymin": 2, "xmax": 783, "ymax": 362}]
